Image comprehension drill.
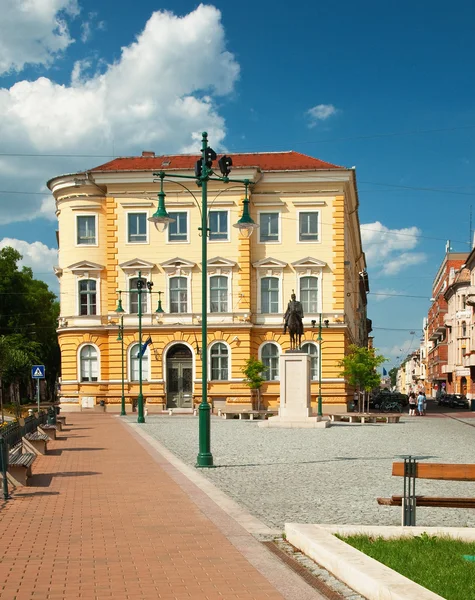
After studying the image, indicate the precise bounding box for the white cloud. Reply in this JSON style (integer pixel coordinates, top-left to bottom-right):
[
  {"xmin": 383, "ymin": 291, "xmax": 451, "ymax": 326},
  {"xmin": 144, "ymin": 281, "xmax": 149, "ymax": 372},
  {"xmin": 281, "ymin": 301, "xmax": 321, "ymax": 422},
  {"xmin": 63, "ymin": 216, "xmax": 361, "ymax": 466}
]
[
  {"xmin": 306, "ymin": 104, "xmax": 338, "ymax": 127},
  {"xmin": 0, "ymin": 237, "xmax": 58, "ymax": 292},
  {"xmin": 372, "ymin": 288, "xmax": 402, "ymax": 302},
  {"xmin": 361, "ymin": 221, "xmax": 427, "ymax": 276},
  {"xmin": 0, "ymin": 4, "xmax": 240, "ymax": 225},
  {"xmin": 0, "ymin": 0, "xmax": 79, "ymax": 75},
  {"xmin": 80, "ymin": 11, "xmax": 105, "ymax": 43}
]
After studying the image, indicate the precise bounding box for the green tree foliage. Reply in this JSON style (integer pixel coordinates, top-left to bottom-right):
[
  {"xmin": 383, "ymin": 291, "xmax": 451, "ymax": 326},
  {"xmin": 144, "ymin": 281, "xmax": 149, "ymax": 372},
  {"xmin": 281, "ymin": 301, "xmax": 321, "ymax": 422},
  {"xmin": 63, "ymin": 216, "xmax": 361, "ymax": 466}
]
[
  {"xmin": 339, "ymin": 345, "xmax": 387, "ymax": 412},
  {"xmin": 0, "ymin": 248, "xmax": 59, "ymax": 407},
  {"xmin": 242, "ymin": 357, "xmax": 267, "ymax": 410},
  {"xmin": 389, "ymin": 367, "xmax": 398, "ymax": 388}
]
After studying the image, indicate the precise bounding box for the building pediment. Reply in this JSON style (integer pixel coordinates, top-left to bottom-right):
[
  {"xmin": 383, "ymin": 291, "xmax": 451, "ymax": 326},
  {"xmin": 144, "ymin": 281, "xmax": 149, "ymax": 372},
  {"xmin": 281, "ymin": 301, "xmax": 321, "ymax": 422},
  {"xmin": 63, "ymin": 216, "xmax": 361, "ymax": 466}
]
[
  {"xmin": 119, "ymin": 258, "xmax": 155, "ymax": 272},
  {"xmin": 291, "ymin": 257, "xmax": 327, "ymax": 269},
  {"xmin": 252, "ymin": 257, "xmax": 287, "ymax": 269},
  {"xmin": 160, "ymin": 257, "xmax": 196, "ymax": 276},
  {"xmin": 67, "ymin": 261, "xmax": 105, "ymax": 276},
  {"xmin": 207, "ymin": 256, "xmax": 237, "ymax": 268}
]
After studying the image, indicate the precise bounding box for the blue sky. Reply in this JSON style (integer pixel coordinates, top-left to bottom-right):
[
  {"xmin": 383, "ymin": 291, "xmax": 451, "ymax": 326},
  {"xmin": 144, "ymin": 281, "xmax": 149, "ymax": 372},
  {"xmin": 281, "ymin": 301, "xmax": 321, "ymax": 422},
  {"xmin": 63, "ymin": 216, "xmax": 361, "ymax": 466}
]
[{"xmin": 0, "ymin": 0, "xmax": 474, "ymax": 364}]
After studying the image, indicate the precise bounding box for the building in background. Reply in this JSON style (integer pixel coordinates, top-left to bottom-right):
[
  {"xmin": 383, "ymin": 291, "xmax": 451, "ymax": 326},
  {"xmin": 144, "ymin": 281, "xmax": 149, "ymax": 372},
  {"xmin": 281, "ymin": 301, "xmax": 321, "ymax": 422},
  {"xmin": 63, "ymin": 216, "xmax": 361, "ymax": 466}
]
[
  {"xmin": 426, "ymin": 251, "xmax": 467, "ymax": 398},
  {"xmin": 48, "ymin": 150, "xmax": 370, "ymax": 414},
  {"xmin": 443, "ymin": 266, "xmax": 471, "ymax": 395}
]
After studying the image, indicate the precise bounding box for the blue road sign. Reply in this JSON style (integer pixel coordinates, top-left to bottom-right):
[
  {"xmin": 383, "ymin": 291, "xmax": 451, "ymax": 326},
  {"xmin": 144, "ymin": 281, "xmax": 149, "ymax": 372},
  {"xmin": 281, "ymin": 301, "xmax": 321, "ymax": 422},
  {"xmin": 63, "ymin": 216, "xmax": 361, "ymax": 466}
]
[{"xmin": 31, "ymin": 365, "xmax": 45, "ymax": 379}]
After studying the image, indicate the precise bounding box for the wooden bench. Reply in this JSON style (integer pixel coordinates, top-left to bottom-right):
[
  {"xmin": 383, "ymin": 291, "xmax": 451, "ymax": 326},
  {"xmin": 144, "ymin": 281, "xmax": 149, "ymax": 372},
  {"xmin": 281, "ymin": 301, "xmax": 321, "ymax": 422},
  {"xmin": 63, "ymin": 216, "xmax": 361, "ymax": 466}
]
[
  {"xmin": 56, "ymin": 415, "xmax": 66, "ymax": 426},
  {"xmin": 330, "ymin": 413, "xmax": 401, "ymax": 424},
  {"xmin": 38, "ymin": 424, "xmax": 57, "ymax": 440},
  {"xmin": 377, "ymin": 458, "xmax": 475, "ymax": 525},
  {"xmin": 23, "ymin": 432, "xmax": 49, "ymax": 455},
  {"xmin": 7, "ymin": 447, "xmax": 37, "ymax": 486}
]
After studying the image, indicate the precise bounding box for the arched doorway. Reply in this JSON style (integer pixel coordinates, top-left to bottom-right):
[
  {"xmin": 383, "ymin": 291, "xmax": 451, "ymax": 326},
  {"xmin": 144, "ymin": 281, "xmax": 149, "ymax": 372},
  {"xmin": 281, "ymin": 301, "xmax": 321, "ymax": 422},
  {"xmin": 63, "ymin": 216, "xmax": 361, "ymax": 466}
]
[
  {"xmin": 166, "ymin": 344, "xmax": 193, "ymax": 408},
  {"xmin": 461, "ymin": 376, "xmax": 467, "ymax": 396}
]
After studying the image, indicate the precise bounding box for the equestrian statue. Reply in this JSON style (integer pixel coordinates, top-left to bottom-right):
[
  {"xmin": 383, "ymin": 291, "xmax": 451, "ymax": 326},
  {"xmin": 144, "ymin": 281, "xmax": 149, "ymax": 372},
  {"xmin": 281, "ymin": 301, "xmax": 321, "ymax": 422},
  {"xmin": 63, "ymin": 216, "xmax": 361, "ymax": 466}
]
[{"xmin": 283, "ymin": 293, "xmax": 304, "ymax": 350}]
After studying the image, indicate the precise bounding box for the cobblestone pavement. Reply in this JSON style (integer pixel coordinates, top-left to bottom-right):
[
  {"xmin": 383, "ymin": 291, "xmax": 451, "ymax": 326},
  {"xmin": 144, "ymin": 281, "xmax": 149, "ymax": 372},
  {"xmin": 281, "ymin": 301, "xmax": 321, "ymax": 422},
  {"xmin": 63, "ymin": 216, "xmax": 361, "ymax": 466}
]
[{"xmin": 135, "ymin": 409, "xmax": 475, "ymax": 530}]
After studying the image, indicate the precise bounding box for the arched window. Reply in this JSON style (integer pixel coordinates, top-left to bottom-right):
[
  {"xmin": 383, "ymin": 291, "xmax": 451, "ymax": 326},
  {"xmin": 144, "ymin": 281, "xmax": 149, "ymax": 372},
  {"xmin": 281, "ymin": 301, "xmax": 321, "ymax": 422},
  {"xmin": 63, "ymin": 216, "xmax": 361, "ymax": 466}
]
[
  {"xmin": 300, "ymin": 276, "xmax": 319, "ymax": 314},
  {"xmin": 210, "ymin": 276, "xmax": 228, "ymax": 313},
  {"xmin": 462, "ymin": 321, "xmax": 467, "ymax": 337},
  {"xmin": 210, "ymin": 343, "xmax": 228, "ymax": 380},
  {"xmin": 261, "ymin": 277, "xmax": 279, "ymax": 313},
  {"xmin": 129, "ymin": 277, "xmax": 148, "ymax": 313},
  {"xmin": 130, "ymin": 343, "xmax": 149, "ymax": 381},
  {"xmin": 302, "ymin": 342, "xmax": 319, "ymax": 380},
  {"xmin": 80, "ymin": 345, "xmax": 98, "ymax": 382},
  {"xmin": 261, "ymin": 343, "xmax": 279, "ymax": 381},
  {"xmin": 170, "ymin": 276, "xmax": 188, "ymax": 313},
  {"xmin": 79, "ymin": 279, "xmax": 97, "ymax": 315}
]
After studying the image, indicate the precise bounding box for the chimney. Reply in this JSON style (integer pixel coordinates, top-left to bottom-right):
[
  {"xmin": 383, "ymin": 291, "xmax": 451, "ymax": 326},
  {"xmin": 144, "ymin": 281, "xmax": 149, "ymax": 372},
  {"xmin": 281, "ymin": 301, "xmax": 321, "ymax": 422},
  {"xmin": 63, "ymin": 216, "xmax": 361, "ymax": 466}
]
[{"xmin": 142, "ymin": 151, "xmax": 155, "ymax": 157}]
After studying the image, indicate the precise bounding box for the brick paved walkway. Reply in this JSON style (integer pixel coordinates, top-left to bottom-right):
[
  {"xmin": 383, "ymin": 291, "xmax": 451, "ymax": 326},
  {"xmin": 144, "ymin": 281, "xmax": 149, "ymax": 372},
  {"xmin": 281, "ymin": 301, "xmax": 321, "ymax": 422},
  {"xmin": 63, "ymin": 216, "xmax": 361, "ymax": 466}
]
[{"xmin": 0, "ymin": 414, "xmax": 323, "ymax": 600}]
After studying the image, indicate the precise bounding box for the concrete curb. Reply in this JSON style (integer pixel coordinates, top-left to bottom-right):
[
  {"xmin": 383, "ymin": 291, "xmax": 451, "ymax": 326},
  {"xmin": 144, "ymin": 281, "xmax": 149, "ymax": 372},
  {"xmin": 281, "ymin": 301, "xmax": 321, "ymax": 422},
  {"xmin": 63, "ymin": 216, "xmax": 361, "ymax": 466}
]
[{"xmin": 284, "ymin": 523, "xmax": 470, "ymax": 600}]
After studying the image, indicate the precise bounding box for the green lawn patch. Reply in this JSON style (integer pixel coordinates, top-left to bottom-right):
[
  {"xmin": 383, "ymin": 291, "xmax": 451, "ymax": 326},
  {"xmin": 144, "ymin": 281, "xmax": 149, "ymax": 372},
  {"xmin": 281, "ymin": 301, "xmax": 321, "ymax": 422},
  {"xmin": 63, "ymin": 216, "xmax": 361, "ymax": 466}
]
[{"xmin": 338, "ymin": 533, "xmax": 475, "ymax": 600}]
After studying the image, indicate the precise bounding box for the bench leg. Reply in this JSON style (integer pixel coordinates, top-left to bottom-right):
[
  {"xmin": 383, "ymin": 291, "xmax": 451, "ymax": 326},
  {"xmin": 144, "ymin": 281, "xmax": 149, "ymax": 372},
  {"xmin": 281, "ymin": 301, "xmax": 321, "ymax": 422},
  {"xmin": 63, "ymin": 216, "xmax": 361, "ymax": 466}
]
[
  {"xmin": 7, "ymin": 466, "xmax": 29, "ymax": 487},
  {"xmin": 249, "ymin": 413, "xmax": 254, "ymax": 420}
]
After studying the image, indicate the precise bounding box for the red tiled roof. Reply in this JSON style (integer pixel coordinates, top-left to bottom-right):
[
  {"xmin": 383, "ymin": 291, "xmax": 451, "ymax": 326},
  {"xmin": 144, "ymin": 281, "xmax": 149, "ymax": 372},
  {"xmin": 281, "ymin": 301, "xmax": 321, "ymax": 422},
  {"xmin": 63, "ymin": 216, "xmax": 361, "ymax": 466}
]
[{"xmin": 91, "ymin": 151, "xmax": 345, "ymax": 173}]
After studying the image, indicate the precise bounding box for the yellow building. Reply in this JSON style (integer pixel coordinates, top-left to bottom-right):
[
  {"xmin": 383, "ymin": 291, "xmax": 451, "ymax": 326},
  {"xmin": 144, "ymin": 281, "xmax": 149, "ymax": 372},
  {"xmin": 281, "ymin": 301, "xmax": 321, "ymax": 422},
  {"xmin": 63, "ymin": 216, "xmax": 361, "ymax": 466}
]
[{"xmin": 48, "ymin": 150, "xmax": 370, "ymax": 413}]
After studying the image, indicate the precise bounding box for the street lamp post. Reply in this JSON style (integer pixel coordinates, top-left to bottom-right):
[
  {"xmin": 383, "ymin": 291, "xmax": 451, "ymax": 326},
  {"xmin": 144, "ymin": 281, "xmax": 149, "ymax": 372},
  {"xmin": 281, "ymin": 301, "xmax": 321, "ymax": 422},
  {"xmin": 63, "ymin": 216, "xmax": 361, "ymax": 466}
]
[
  {"xmin": 149, "ymin": 132, "xmax": 258, "ymax": 468},
  {"xmin": 115, "ymin": 293, "xmax": 126, "ymax": 415},
  {"xmin": 312, "ymin": 314, "xmax": 329, "ymax": 418}
]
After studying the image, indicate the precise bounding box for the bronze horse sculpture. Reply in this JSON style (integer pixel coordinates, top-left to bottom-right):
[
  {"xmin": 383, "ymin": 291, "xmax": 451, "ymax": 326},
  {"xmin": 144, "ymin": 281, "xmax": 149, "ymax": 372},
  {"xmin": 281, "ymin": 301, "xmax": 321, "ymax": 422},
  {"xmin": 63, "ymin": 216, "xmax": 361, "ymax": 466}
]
[{"xmin": 284, "ymin": 293, "xmax": 304, "ymax": 350}]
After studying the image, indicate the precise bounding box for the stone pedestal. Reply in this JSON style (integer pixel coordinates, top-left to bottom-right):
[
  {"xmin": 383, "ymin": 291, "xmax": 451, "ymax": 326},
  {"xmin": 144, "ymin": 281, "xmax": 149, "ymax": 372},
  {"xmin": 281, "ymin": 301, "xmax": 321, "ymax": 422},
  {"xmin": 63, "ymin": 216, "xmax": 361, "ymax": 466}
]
[{"xmin": 258, "ymin": 352, "xmax": 330, "ymax": 429}]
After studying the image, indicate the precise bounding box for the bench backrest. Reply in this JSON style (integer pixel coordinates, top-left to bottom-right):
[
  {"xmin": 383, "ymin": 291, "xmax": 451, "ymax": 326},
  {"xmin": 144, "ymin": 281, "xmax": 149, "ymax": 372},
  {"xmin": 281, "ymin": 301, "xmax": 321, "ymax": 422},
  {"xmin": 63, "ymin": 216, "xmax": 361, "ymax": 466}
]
[{"xmin": 392, "ymin": 462, "xmax": 475, "ymax": 481}]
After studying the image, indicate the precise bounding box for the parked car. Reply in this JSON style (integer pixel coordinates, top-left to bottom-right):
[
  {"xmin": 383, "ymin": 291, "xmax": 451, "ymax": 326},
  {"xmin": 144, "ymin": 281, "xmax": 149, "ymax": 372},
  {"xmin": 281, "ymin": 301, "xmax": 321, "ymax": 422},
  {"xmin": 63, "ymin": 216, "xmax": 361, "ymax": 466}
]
[
  {"xmin": 449, "ymin": 394, "xmax": 469, "ymax": 409},
  {"xmin": 370, "ymin": 391, "xmax": 408, "ymax": 410},
  {"xmin": 437, "ymin": 394, "xmax": 451, "ymax": 406}
]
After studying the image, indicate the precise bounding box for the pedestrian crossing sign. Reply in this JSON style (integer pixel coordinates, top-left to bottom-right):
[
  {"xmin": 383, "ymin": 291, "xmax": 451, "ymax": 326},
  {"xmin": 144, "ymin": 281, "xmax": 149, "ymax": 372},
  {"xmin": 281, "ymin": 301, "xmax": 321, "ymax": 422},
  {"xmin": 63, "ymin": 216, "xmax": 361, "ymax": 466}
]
[{"xmin": 31, "ymin": 365, "xmax": 45, "ymax": 379}]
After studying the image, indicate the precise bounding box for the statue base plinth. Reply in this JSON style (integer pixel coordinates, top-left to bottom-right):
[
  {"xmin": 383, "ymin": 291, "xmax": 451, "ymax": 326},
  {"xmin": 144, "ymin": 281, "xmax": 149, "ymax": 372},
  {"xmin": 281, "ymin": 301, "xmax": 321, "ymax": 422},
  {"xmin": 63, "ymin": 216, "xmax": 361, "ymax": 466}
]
[{"xmin": 258, "ymin": 416, "xmax": 330, "ymax": 429}]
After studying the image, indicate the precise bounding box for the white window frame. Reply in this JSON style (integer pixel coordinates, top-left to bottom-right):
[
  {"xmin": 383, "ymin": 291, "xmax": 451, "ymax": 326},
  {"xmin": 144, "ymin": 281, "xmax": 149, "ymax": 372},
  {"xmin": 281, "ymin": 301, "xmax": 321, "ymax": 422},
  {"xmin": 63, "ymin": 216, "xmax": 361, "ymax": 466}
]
[
  {"xmin": 258, "ymin": 211, "xmax": 281, "ymax": 244},
  {"xmin": 258, "ymin": 342, "xmax": 281, "ymax": 381},
  {"xmin": 258, "ymin": 274, "xmax": 283, "ymax": 314},
  {"xmin": 299, "ymin": 275, "xmax": 320, "ymax": 314},
  {"xmin": 128, "ymin": 343, "xmax": 150, "ymax": 382},
  {"xmin": 168, "ymin": 210, "xmax": 190, "ymax": 243},
  {"xmin": 78, "ymin": 343, "xmax": 100, "ymax": 382},
  {"xmin": 209, "ymin": 341, "xmax": 231, "ymax": 381},
  {"xmin": 126, "ymin": 211, "xmax": 149, "ymax": 244},
  {"xmin": 127, "ymin": 275, "xmax": 149, "ymax": 314},
  {"xmin": 296, "ymin": 272, "xmax": 322, "ymax": 315},
  {"xmin": 168, "ymin": 275, "xmax": 190, "ymax": 314},
  {"xmin": 77, "ymin": 277, "xmax": 100, "ymax": 316},
  {"xmin": 297, "ymin": 210, "xmax": 320, "ymax": 244},
  {"xmin": 76, "ymin": 214, "xmax": 98, "ymax": 247},
  {"xmin": 301, "ymin": 342, "xmax": 319, "ymax": 380},
  {"xmin": 209, "ymin": 210, "xmax": 230, "ymax": 242},
  {"xmin": 208, "ymin": 273, "xmax": 231, "ymax": 313}
]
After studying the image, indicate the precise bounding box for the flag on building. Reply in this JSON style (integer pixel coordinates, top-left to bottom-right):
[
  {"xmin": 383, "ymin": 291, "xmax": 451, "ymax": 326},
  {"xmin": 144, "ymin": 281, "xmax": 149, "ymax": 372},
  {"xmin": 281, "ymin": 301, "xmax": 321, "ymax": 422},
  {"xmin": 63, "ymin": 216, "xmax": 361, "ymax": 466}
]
[
  {"xmin": 382, "ymin": 367, "xmax": 387, "ymax": 376},
  {"xmin": 137, "ymin": 336, "xmax": 152, "ymax": 357}
]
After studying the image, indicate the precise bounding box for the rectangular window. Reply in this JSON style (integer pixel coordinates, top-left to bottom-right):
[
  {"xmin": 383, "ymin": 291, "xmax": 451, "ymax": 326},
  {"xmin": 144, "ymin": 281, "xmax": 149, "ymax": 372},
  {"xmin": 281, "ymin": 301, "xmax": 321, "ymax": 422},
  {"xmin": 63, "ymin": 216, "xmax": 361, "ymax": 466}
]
[
  {"xmin": 299, "ymin": 212, "xmax": 319, "ymax": 242},
  {"xmin": 170, "ymin": 277, "xmax": 188, "ymax": 313},
  {"xmin": 209, "ymin": 211, "xmax": 229, "ymax": 241},
  {"xmin": 259, "ymin": 213, "xmax": 279, "ymax": 243},
  {"xmin": 168, "ymin": 213, "xmax": 188, "ymax": 242},
  {"xmin": 127, "ymin": 213, "xmax": 147, "ymax": 243},
  {"xmin": 261, "ymin": 277, "xmax": 279, "ymax": 313},
  {"xmin": 79, "ymin": 280, "xmax": 97, "ymax": 315},
  {"xmin": 77, "ymin": 216, "xmax": 96, "ymax": 245}
]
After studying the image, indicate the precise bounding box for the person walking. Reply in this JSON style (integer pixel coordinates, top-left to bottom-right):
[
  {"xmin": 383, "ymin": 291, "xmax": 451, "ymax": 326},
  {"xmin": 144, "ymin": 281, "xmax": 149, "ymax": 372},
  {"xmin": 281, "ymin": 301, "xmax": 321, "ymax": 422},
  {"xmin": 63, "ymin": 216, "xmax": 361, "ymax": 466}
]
[
  {"xmin": 408, "ymin": 392, "xmax": 417, "ymax": 416},
  {"xmin": 417, "ymin": 391, "xmax": 425, "ymax": 416}
]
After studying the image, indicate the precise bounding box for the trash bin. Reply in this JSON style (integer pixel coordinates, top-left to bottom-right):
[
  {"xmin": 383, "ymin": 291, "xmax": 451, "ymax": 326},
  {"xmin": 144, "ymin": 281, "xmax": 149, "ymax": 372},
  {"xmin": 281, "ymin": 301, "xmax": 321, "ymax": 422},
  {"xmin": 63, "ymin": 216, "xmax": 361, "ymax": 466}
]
[
  {"xmin": 54, "ymin": 405, "xmax": 61, "ymax": 415},
  {"xmin": 471, "ymin": 399, "xmax": 475, "ymax": 411},
  {"xmin": 99, "ymin": 400, "xmax": 105, "ymax": 407}
]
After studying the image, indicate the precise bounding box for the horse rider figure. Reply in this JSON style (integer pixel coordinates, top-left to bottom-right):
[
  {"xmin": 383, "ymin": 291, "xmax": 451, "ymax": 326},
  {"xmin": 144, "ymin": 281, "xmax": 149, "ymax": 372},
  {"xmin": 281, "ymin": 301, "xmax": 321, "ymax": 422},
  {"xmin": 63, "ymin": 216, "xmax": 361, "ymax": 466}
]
[{"xmin": 283, "ymin": 293, "xmax": 304, "ymax": 335}]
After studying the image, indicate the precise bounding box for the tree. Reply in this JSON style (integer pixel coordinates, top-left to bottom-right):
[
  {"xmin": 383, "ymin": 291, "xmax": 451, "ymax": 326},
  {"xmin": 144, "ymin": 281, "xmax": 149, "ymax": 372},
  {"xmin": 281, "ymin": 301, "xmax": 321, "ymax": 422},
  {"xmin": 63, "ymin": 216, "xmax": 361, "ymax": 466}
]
[
  {"xmin": 389, "ymin": 367, "xmax": 398, "ymax": 389},
  {"xmin": 242, "ymin": 357, "xmax": 267, "ymax": 411},
  {"xmin": 0, "ymin": 247, "xmax": 60, "ymax": 410},
  {"xmin": 339, "ymin": 345, "xmax": 387, "ymax": 413}
]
